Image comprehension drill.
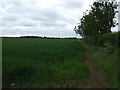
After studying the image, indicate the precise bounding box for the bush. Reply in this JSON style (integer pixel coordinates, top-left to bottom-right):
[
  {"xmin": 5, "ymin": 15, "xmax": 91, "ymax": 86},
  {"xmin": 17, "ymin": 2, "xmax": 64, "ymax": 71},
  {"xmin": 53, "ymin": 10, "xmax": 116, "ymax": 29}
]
[{"xmin": 84, "ymin": 32, "xmax": 119, "ymax": 48}]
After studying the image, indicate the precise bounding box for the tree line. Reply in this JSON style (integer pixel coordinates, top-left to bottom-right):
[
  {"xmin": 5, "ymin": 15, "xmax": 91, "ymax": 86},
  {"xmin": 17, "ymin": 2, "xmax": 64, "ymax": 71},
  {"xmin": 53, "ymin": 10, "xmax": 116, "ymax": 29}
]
[{"xmin": 2, "ymin": 36, "xmax": 77, "ymax": 39}]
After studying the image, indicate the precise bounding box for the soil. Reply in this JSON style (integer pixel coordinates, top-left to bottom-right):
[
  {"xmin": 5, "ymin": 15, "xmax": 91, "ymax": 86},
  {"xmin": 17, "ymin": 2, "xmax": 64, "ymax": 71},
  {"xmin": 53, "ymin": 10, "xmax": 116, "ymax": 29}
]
[{"xmin": 80, "ymin": 48, "xmax": 109, "ymax": 88}]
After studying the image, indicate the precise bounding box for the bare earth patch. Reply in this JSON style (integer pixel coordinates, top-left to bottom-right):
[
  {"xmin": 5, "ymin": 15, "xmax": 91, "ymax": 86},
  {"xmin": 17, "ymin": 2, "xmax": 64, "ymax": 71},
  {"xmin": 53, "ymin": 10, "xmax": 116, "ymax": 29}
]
[{"xmin": 79, "ymin": 49, "xmax": 109, "ymax": 88}]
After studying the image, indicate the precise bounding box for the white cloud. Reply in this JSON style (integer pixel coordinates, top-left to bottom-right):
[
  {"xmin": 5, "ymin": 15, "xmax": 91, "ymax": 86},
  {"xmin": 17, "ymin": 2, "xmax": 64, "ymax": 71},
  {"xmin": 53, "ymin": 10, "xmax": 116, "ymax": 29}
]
[{"xmin": 0, "ymin": 0, "xmax": 118, "ymax": 37}]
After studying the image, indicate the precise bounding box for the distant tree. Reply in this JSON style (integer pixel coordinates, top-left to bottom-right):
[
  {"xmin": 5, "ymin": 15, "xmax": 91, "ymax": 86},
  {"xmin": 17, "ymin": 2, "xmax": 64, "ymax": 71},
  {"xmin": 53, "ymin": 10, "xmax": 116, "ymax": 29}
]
[{"xmin": 74, "ymin": 1, "xmax": 118, "ymax": 37}]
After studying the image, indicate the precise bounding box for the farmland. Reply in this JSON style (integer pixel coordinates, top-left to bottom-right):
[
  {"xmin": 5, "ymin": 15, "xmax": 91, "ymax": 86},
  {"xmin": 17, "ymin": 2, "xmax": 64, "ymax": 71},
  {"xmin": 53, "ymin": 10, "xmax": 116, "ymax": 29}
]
[{"xmin": 2, "ymin": 38, "xmax": 89, "ymax": 88}]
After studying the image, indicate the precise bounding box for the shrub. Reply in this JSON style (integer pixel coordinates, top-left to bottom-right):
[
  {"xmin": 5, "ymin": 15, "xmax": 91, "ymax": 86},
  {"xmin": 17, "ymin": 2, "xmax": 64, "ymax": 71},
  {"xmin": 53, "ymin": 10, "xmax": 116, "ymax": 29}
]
[{"xmin": 84, "ymin": 31, "xmax": 119, "ymax": 48}]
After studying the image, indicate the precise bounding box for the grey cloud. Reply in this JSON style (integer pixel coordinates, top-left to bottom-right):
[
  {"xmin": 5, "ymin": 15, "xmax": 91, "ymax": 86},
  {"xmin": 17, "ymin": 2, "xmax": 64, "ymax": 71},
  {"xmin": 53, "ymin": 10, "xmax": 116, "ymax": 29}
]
[
  {"xmin": 21, "ymin": 23, "xmax": 36, "ymax": 27},
  {"xmin": 0, "ymin": 1, "xmax": 82, "ymax": 37},
  {"xmin": 2, "ymin": 15, "xmax": 17, "ymax": 22},
  {"xmin": 29, "ymin": 7, "xmax": 68, "ymax": 22},
  {"xmin": 22, "ymin": 24, "xmax": 36, "ymax": 27},
  {"xmin": 61, "ymin": 1, "xmax": 84, "ymax": 10},
  {"xmin": 6, "ymin": 2, "xmax": 38, "ymax": 14},
  {"xmin": 4, "ymin": 2, "xmax": 67, "ymax": 23},
  {"xmin": 42, "ymin": 9, "xmax": 62, "ymax": 20},
  {"xmin": 0, "ymin": 2, "xmax": 6, "ymax": 9},
  {"xmin": 1, "ymin": 25, "xmax": 77, "ymax": 37},
  {"xmin": 17, "ymin": 18, "xmax": 37, "ymax": 27}
]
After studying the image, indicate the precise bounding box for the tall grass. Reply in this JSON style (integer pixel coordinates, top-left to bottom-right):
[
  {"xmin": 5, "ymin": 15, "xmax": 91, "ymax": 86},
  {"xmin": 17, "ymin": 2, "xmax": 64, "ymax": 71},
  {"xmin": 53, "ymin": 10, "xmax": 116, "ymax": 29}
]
[
  {"xmin": 81, "ymin": 41, "xmax": 118, "ymax": 88},
  {"xmin": 3, "ymin": 38, "xmax": 89, "ymax": 88}
]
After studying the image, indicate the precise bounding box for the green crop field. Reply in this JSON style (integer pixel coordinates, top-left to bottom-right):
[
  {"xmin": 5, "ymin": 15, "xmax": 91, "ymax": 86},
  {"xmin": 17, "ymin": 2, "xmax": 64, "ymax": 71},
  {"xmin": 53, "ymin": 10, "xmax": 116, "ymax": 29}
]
[{"xmin": 2, "ymin": 38, "xmax": 89, "ymax": 88}]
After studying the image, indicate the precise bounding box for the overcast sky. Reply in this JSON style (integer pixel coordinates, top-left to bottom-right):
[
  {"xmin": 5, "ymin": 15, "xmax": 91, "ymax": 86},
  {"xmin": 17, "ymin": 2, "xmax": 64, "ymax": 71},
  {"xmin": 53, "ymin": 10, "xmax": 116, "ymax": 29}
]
[{"xmin": 0, "ymin": 0, "xmax": 119, "ymax": 37}]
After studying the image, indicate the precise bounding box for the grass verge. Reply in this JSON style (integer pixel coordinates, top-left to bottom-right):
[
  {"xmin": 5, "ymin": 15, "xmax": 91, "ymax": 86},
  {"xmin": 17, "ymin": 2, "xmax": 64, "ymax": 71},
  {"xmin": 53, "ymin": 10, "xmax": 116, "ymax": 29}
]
[{"xmin": 81, "ymin": 41, "xmax": 118, "ymax": 88}]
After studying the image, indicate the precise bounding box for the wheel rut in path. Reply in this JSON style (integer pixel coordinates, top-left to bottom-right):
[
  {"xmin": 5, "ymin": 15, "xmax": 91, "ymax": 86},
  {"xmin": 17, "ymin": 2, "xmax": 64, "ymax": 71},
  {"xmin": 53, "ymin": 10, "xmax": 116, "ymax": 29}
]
[{"xmin": 80, "ymin": 48, "xmax": 109, "ymax": 88}]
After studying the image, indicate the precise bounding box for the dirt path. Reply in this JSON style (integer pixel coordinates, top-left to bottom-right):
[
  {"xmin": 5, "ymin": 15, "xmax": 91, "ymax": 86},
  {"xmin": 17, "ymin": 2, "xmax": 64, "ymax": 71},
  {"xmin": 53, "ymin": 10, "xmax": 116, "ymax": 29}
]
[{"xmin": 80, "ymin": 48, "xmax": 109, "ymax": 88}]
